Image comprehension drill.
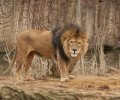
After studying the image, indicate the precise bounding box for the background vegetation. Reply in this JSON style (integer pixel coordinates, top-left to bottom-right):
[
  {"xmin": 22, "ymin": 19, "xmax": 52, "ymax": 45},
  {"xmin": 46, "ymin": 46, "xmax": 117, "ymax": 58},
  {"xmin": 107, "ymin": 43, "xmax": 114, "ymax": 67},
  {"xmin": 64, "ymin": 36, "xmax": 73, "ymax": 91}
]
[{"xmin": 0, "ymin": 0, "xmax": 120, "ymax": 78}]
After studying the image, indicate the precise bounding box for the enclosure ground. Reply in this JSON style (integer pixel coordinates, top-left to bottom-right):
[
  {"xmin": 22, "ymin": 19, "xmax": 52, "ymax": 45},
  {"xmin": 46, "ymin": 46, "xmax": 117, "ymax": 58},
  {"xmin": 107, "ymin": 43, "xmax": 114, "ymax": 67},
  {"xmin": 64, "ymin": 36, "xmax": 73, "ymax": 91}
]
[{"xmin": 0, "ymin": 75, "xmax": 120, "ymax": 100}]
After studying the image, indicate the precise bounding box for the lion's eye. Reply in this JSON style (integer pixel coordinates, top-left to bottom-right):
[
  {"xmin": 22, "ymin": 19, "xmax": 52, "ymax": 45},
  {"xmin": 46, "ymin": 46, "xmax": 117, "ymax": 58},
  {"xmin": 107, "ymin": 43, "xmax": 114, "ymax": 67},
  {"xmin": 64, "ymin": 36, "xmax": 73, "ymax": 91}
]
[
  {"xmin": 70, "ymin": 40, "xmax": 74, "ymax": 43},
  {"xmin": 78, "ymin": 41, "xmax": 81, "ymax": 44}
]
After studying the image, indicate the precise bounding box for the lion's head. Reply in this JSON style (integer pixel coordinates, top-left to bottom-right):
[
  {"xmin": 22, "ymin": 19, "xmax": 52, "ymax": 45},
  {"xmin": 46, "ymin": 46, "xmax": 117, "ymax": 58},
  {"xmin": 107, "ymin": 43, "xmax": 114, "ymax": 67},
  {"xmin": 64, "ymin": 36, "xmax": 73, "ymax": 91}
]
[
  {"xmin": 52, "ymin": 24, "xmax": 88, "ymax": 61},
  {"xmin": 65, "ymin": 37, "xmax": 86, "ymax": 57}
]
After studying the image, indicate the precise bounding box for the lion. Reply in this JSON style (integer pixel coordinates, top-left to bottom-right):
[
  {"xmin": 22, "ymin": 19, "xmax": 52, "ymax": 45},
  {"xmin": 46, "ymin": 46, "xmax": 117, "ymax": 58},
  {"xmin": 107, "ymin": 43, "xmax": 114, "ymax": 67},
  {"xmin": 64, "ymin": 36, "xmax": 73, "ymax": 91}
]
[{"xmin": 4, "ymin": 24, "xmax": 88, "ymax": 82}]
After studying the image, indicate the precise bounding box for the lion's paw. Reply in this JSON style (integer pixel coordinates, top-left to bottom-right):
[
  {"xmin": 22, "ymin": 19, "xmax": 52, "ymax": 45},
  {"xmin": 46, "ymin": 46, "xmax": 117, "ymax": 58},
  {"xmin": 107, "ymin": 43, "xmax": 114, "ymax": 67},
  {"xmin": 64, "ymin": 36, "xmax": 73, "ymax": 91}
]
[
  {"xmin": 24, "ymin": 75, "xmax": 34, "ymax": 81},
  {"xmin": 61, "ymin": 77, "xmax": 69, "ymax": 82},
  {"xmin": 25, "ymin": 77, "xmax": 34, "ymax": 81},
  {"xmin": 68, "ymin": 75, "xmax": 75, "ymax": 79}
]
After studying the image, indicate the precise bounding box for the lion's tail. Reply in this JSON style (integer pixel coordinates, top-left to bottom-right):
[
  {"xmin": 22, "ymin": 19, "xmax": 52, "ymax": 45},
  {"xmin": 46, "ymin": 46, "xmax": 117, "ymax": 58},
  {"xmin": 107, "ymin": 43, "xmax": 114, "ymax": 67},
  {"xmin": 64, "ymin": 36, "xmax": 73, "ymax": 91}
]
[{"xmin": 2, "ymin": 48, "xmax": 16, "ymax": 75}]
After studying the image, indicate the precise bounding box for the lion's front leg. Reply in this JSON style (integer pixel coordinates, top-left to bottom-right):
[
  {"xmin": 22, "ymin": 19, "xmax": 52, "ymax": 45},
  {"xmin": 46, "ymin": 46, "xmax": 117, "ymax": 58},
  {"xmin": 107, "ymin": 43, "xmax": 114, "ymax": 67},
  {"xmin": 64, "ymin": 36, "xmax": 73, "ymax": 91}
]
[
  {"xmin": 66, "ymin": 62, "xmax": 75, "ymax": 79},
  {"xmin": 57, "ymin": 50, "xmax": 69, "ymax": 82}
]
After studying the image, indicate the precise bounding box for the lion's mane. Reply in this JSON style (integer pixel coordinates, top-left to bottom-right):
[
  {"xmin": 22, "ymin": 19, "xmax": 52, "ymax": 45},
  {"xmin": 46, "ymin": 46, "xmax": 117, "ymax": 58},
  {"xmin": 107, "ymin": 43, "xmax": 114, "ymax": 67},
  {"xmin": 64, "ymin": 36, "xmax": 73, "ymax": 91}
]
[{"xmin": 52, "ymin": 24, "xmax": 84, "ymax": 62}]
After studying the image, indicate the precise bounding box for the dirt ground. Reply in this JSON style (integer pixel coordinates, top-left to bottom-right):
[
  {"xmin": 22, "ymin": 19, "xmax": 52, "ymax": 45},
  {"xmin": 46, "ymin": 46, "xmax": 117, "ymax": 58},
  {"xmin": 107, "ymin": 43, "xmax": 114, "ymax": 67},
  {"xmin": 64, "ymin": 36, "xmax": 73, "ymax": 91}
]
[{"xmin": 0, "ymin": 75, "xmax": 120, "ymax": 100}]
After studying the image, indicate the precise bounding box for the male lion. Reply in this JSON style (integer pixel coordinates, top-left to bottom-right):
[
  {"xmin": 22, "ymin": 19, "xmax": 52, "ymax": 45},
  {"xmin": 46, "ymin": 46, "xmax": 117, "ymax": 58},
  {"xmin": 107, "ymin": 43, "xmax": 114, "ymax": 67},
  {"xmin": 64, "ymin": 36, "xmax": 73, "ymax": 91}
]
[{"xmin": 5, "ymin": 24, "xmax": 88, "ymax": 82}]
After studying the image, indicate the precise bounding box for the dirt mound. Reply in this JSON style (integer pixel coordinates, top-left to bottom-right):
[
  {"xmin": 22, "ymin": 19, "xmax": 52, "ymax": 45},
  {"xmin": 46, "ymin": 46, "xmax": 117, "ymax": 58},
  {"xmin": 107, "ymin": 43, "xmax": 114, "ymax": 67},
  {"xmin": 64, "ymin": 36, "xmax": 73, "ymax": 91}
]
[{"xmin": 0, "ymin": 75, "xmax": 120, "ymax": 100}]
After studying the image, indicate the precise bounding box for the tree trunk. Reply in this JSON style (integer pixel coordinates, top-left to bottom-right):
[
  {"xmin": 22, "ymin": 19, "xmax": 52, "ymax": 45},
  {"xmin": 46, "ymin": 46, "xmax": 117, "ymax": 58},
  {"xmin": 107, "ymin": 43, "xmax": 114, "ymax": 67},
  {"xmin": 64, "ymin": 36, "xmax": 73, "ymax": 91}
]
[{"xmin": 0, "ymin": 0, "xmax": 120, "ymax": 77}]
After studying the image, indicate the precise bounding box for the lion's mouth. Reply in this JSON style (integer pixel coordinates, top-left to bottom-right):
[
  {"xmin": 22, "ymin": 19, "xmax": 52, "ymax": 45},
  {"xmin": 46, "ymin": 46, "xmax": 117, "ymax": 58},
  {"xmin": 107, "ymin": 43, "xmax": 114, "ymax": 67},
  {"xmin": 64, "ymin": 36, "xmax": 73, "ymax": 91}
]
[{"xmin": 71, "ymin": 53, "xmax": 78, "ymax": 57}]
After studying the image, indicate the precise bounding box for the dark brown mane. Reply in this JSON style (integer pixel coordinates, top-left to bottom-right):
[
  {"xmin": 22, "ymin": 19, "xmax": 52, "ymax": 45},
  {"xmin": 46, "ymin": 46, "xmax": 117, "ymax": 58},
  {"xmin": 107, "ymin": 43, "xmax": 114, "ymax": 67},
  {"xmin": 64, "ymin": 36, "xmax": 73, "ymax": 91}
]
[{"xmin": 52, "ymin": 24, "xmax": 82, "ymax": 61}]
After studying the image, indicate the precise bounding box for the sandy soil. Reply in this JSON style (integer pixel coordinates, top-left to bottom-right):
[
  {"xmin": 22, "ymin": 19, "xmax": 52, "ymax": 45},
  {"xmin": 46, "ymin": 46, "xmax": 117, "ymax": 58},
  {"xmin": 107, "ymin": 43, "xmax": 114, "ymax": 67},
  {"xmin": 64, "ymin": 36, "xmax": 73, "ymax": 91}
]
[{"xmin": 0, "ymin": 75, "xmax": 120, "ymax": 99}]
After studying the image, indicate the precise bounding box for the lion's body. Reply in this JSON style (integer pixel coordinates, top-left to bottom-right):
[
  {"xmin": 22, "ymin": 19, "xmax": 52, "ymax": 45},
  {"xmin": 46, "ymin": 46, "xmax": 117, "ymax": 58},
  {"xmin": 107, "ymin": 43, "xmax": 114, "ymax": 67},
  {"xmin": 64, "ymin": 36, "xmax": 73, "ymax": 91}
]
[
  {"xmin": 17, "ymin": 29, "xmax": 54, "ymax": 58},
  {"xmin": 7, "ymin": 24, "xmax": 88, "ymax": 82}
]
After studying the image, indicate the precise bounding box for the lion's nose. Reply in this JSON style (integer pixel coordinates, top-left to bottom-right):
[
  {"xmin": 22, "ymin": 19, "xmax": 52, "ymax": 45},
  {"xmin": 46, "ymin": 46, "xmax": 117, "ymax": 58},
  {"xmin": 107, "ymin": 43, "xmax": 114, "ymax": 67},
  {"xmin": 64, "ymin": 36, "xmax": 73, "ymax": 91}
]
[{"xmin": 72, "ymin": 49, "xmax": 77, "ymax": 53}]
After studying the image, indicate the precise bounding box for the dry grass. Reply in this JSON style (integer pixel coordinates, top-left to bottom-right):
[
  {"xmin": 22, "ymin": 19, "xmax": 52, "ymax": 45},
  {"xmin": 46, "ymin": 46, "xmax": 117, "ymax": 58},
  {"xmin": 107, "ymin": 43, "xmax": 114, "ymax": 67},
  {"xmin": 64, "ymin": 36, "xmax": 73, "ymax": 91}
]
[
  {"xmin": 2, "ymin": 27, "xmax": 120, "ymax": 79},
  {"xmin": 28, "ymin": 39, "xmax": 120, "ymax": 79},
  {"xmin": 4, "ymin": 44, "xmax": 120, "ymax": 79}
]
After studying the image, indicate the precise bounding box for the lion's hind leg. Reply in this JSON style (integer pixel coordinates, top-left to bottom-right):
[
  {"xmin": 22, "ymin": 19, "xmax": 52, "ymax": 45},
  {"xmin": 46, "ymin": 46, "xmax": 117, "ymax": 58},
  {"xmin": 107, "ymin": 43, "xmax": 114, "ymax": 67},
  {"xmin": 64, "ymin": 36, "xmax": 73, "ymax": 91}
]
[
  {"xmin": 16, "ymin": 59, "xmax": 24, "ymax": 80},
  {"xmin": 15, "ymin": 52, "xmax": 28, "ymax": 80},
  {"xmin": 24, "ymin": 52, "xmax": 34, "ymax": 81}
]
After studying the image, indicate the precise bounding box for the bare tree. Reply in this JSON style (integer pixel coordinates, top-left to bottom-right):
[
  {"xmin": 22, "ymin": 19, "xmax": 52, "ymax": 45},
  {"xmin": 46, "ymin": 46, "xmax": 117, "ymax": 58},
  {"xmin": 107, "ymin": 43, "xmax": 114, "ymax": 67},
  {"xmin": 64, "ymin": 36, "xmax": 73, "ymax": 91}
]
[{"xmin": 0, "ymin": 0, "xmax": 120, "ymax": 77}]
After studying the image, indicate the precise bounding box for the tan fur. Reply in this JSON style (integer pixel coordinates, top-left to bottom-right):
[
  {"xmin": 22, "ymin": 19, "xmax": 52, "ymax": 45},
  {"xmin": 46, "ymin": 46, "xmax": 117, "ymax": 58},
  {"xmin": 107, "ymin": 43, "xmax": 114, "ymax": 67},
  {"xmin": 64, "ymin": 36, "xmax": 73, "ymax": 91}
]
[
  {"xmin": 6, "ymin": 28, "xmax": 88, "ymax": 82},
  {"xmin": 61, "ymin": 31, "xmax": 88, "ymax": 76}
]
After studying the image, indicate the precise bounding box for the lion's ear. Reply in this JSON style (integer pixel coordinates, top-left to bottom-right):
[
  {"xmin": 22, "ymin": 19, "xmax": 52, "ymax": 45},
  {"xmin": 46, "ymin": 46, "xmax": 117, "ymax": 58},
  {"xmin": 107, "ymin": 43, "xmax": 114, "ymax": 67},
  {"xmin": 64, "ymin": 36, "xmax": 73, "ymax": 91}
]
[
  {"xmin": 61, "ymin": 35, "xmax": 68, "ymax": 43},
  {"xmin": 81, "ymin": 33, "xmax": 88, "ymax": 43},
  {"xmin": 62, "ymin": 36, "xmax": 67, "ymax": 41},
  {"xmin": 81, "ymin": 33, "xmax": 88, "ymax": 39},
  {"xmin": 62, "ymin": 31, "xmax": 71, "ymax": 41},
  {"xmin": 62, "ymin": 35, "xmax": 70, "ymax": 42},
  {"xmin": 83, "ymin": 38, "xmax": 88, "ymax": 43}
]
